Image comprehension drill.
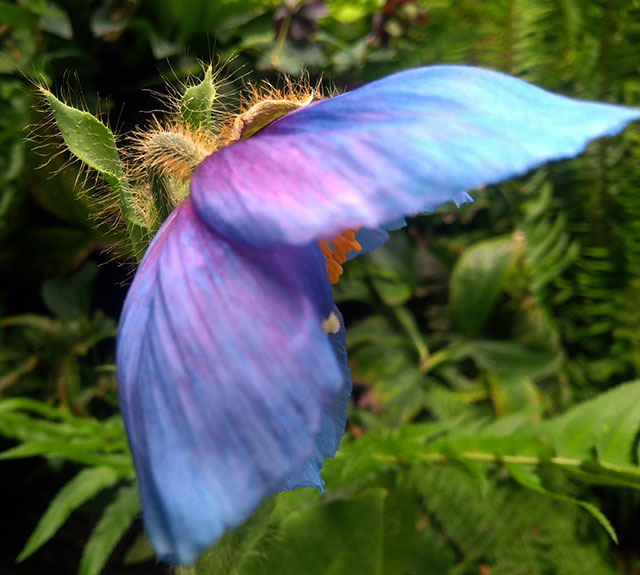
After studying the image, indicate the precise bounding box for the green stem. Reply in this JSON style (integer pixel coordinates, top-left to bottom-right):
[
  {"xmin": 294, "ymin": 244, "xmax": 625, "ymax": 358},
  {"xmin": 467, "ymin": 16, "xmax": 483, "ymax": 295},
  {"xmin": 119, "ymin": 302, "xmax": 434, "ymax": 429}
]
[
  {"xmin": 420, "ymin": 348, "xmax": 452, "ymax": 374},
  {"xmin": 271, "ymin": 14, "xmax": 291, "ymax": 68},
  {"xmin": 391, "ymin": 306, "xmax": 430, "ymax": 366},
  {"xmin": 414, "ymin": 450, "xmax": 640, "ymax": 479}
]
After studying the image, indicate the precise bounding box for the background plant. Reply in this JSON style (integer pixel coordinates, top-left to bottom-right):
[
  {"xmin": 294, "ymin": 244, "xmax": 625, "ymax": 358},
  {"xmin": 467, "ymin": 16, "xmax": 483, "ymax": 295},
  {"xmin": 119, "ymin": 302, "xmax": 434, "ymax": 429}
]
[{"xmin": 2, "ymin": 0, "xmax": 640, "ymax": 574}]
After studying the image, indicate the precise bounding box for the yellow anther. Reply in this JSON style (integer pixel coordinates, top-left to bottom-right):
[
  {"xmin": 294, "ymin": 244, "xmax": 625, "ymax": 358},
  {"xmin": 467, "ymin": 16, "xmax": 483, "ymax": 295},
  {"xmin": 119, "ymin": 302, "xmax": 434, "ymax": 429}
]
[
  {"xmin": 330, "ymin": 244, "xmax": 348, "ymax": 264},
  {"xmin": 318, "ymin": 240, "xmax": 333, "ymax": 259},
  {"xmin": 318, "ymin": 228, "xmax": 362, "ymax": 285},
  {"xmin": 325, "ymin": 258, "xmax": 343, "ymax": 285}
]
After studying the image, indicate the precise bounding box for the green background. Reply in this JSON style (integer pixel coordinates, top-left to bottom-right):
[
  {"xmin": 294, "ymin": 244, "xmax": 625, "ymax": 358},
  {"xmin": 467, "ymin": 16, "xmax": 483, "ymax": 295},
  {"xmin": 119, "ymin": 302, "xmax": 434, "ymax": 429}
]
[{"xmin": 2, "ymin": 1, "xmax": 640, "ymax": 574}]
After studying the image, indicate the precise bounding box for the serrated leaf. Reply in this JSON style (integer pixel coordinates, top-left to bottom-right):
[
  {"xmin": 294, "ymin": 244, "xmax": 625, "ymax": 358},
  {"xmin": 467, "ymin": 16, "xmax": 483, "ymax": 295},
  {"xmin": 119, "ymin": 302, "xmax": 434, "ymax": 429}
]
[
  {"xmin": 593, "ymin": 388, "xmax": 640, "ymax": 466},
  {"xmin": 186, "ymin": 497, "xmax": 276, "ymax": 575},
  {"xmin": 80, "ymin": 485, "xmax": 140, "ymax": 575},
  {"xmin": 381, "ymin": 475, "xmax": 417, "ymax": 575},
  {"xmin": 413, "ymin": 526, "xmax": 456, "ymax": 575},
  {"xmin": 181, "ymin": 67, "xmax": 216, "ymax": 132},
  {"xmin": 575, "ymin": 501, "xmax": 618, "ymax": 544},
  {"xmin": 323, "ymin": 419, "xmax": 463, "ymax": 487},
  {"xmin": 18, "ymin": 466, "xmax": 120, "ymax": 561},
  {"xmin": 43, "ymin": 90, "xmax": 126, "ymax": 193},
  {"xmin": 504, "ymin": 462, "xmax": 618, "ymax": 543},
  {"xmin": 542, "ymin": 380, "xmax": 640, "ymax": 465},
  {"xmin": 237, "ymin": 489, "xmax": 386, "ymax": 575},
  {"xmin": 42, "ymin": 89, "xmax": 147, "ymax": 255},
  {"xmin": 416, "ymin": 465, "xmax": 614, "ymax": 575}
]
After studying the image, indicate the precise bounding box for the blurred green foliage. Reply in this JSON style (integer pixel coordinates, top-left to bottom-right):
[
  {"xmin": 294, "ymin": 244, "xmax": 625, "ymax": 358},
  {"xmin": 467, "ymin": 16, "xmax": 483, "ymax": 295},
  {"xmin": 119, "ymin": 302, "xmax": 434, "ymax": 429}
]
[{"xmin": 2, "ymin": 0, "xmax": 640, "ymax": 574}]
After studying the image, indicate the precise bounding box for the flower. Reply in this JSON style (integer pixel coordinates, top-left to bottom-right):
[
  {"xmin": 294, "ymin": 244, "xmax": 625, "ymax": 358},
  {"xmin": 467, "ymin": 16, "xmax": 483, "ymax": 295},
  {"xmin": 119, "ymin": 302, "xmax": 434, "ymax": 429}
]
[{"xmin": 116, "ymin": 65, "xmax": 639, "ymax": 565}]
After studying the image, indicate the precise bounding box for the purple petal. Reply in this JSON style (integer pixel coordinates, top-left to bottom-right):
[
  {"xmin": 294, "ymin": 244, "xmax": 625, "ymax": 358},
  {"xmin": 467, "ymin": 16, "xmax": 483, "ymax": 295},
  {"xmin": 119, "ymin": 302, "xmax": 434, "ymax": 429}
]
[
  {"xmin": 116, "ymin": 198, "xmax": 346, "ymax": 565},
  {"xmin": 191, "ymin": 65, "xmax": 640, "ymax": 248},
  {"xmin": 284, "ymin": 306, "xmax": 352, "ymax": 490}
]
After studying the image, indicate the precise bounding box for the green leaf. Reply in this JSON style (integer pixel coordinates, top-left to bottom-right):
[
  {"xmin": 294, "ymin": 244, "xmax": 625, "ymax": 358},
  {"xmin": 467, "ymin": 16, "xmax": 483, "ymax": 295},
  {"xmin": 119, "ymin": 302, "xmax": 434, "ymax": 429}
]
[
  {"xmin": 39, "ymin": 3, "xmax": 72, "ymax": 39},
  {"xmin": 186, "ymin": 497, "xmax": 276, "ymax": 575},
  {"xmin": 42, "ymin": 89, "xmax": 147, "ymax": 255},
  {"xmin": 449, "ymin": 236, "xmax": 516, "ymax": 336},
  {"xmin": 80, "ymin": 485, "xmax": 140, "ymax": 575},
  {"xmin": 123, "ymin": 532, "xmax": 155, "ymax": 565},
  {"xmin": 461, "ymin": 339, "xmax": 558, "ymax": 382},
  {"xmin": 541, "ymin": 380, "xmax": 640, "ymax": 465},
  {"xmin": 41, "ymin": 263, "xmax": 98, "ymax": 320},
  {"xmin": 486, "ymin": 372, "xmax": 543, "ymax": 416},
  {"xmin": 381, "ymin": 476, "xmax": 417, "ymax": 575},
  {"xmin": 43, "ymin": 90, "xmax": 126, "ymax": 196},
  {"xmin": 415, "ymin": 465, "xmax": 614, "ymax": 575},
  {"xmin": 0, "ymin": 1, "xmax": 39, "ymax": 29},
  {"xmin": 323, "ymin": 419, "xmax": 465, "ymax": 487},
  {"xmin": 0, "ymin": 397, "xmax": 77, "ymax": 421},
  {"xmin": 0, "ymin": 438, "xmax": 132, "ymax": 470},
  {"xmin": 239, "ymin": 489, "xmax": 386, "ymax": 575},
  {"xmin": 391, "ymin": 306, "xmax": 428, "ymax": 363},
  {"xmin": 370, "ymin": 274, "xmax": 412, "ymax": 306},
  {"xmin": 181, "ymin": 66, "xmax": 217, "ymax": 132},
  {"xmin": 413, "ymin": 526, "xmax": 456, "ymax": 575},
  {"xmin": 18, "ymin": 467, "xmax": 120, "ymax": 561},
  {"xmin": 504, "ymin": 462, "xmax": 618, "ymax": 543}
]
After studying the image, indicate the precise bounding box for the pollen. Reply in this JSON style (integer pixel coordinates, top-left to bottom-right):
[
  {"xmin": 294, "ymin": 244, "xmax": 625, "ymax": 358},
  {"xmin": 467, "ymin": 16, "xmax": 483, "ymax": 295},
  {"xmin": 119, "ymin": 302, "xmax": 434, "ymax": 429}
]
[
  {"xmin": 318, "ymin": 229, "xmax": 362, "ymax": 284},
  {"xmin": 322, "ymin": 311, "xmax": 341, "ymax": 335}
]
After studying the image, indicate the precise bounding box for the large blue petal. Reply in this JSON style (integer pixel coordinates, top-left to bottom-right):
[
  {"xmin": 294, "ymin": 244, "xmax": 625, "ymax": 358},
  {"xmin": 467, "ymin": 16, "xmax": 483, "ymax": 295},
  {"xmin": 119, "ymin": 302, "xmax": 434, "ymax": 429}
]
[
  {"xmin": 191, "ymin": 66, "xmax": 640, "ymax": 248},
  {"xmin": 347, "ymin": 217, "xmax": 411, "ymax": 261},
  {"xmin": 350, "ymin": 228, "xmax": 390, "ymax": 259},
  {"xmin": 116, "ymin": 198, "xmax": 346, "ymax": 565},
  {"xmin": 284, "ymin": 306, "xmax": 352, "ymax": 490}
]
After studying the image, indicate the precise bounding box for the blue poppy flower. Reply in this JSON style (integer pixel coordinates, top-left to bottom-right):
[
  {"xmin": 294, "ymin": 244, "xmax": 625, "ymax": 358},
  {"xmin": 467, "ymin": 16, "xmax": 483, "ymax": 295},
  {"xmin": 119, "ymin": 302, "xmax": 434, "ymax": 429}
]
[{"xmin": 116, "ymin": 65, "xmax": 639, "ymax": 565}]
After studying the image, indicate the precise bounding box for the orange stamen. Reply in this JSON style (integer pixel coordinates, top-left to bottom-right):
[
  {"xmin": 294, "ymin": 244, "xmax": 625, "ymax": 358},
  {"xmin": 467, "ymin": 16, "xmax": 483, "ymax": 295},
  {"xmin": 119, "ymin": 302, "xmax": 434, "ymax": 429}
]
[{"xmin": 319, "ymin": 228, "xmax": 362, "ymax": 284}]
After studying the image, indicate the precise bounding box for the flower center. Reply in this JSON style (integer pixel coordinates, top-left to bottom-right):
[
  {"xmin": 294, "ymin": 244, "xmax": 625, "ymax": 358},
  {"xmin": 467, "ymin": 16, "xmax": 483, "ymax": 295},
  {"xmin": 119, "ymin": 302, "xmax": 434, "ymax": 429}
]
[{"xmin": 318, "ymin": 229, "xmax": 362, "ymax": 284}]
